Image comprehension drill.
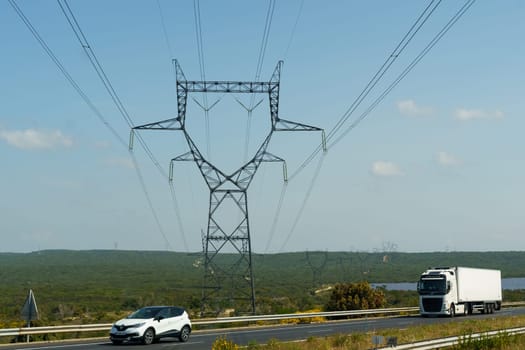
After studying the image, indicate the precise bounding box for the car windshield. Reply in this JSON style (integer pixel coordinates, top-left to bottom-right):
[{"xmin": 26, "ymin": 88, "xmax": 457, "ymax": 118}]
[
  {"xmin": 418, "ymin": 278, "xmax": 446, "ymax": 295},
  {"xmin": 127, "ymin": 307, "xmax": 164, "ymax": 319}
]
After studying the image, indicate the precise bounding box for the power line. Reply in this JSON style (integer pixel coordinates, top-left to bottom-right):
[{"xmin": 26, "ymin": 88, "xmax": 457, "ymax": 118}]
[
  {"xmin": 254, "ymin": 0, "xmax": 276, "ymax": 83},
  {"xmin": 58, "ymin": 0, "xmax": 189, "ymax": 251},
  {"xmin": 9, "ymin": 0, "xmax": 176, "ymax": 250},
  {"xmin": 279, "ymin": 153, "xmax": 325, "ymax": 252},
  {"xmin": 192, "ymin": 0, "xmax": 211, "ymax": 160},
  {"xmin": 329, "ymin": 0, "xmax": 476, "ymax": 149},
  {"xmin": 193, "ymin": 0, "xmax": 206, "ymax": 83},
  {"xmin": 156, "ymin": 0, "xmax": 174, "ymax": 59},
  {"xmin": 240, "ymin": 0, "xmax": 277, "ymax": 165},
  {"xmin": 57, "ymin": 0, "xmax": 169, "ymax": 180},
  {"xmin": 7, "ymin": 0, "xmax": 127, "ymax": 150},
  {"xmin": 169, "ymin": 181, "xmax": 189, "ymax": 251},
  {"xmin": 261, "ymin": 0, "xmax": 309, "ymax": 254},
  {"xmin": 280, "ymin": 1, "xmax": 476, "ymax": 251},
  {"xmin": 154, "ymin": 2, "xmax": 195, "ymax": 252},
  {"xmin": 288, "ymin": 0, "xmax": 443, "ymax": 181},
  {"xmin": 282, "ymin": 0, "xmax": 304, "ymax": 59},
  {"xmin": 130, "ymin": 153, "xmax": 173, "ymax": 251},
  {"xmin": 278, "ymin": 0, "xmax": 443, "ymax": 250},
  {"xmin": 264, "ymin": 181, "xmax": 288, "ymax": 253},
  {"xmin": 57, "ymin": 0, "xmax": 185, "ymax": 250},
  {"xmin": 326, "ymin": 0, "xmax": 442, "ymax": 144}
]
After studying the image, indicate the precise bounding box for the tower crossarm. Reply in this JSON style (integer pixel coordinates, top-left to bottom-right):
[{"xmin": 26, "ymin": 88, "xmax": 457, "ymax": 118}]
[
  {"xmin": 180, "ymin": 81, "xmax": 275, "ymax": 94},
  {"xmin": 274, "ymin": 118, "xmax": 327, "ymax": 152},
  {"xmin": 128, "ymin": 117, "xmax": 183, "ymax": 150},
  {"xmin": 274, "ymin": 118, "xmax": 322, "ymax": 132},
  {"xmin": 132, "ymin": 117, "xmax": 183, "ymax": 130}
]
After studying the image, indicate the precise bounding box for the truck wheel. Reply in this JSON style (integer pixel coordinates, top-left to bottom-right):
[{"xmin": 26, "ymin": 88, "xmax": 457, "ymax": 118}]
[{"xmin": 449, "ymin": 304, "xmax": 455, "ymax": 318}]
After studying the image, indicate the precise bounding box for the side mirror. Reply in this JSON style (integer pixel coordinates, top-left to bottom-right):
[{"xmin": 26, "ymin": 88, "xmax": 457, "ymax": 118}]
[{"xmin": 154, "ymin": 315, "xmax": 164, "ymax": 322}]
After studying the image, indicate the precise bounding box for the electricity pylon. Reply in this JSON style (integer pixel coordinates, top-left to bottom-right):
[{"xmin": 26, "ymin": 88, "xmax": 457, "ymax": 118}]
[{"xmin": 130, "ymin": 60, "xmax": 325, "ymax": 315}]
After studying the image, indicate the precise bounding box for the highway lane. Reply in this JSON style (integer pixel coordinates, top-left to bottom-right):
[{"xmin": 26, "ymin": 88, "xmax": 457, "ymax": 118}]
[{"xmin": 2, "ymin": 307, "xmax": 524, "ymax": 350}]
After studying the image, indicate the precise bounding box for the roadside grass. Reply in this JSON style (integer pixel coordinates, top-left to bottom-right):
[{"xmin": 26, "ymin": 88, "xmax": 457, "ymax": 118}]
[{"xmin": 211, "ymin": 315, "xmax": 525, "ymax": 349}]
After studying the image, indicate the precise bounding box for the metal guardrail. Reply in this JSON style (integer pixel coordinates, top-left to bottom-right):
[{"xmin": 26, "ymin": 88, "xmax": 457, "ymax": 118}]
[
  {"xmin": 2, "ymin": 303, "xmax": 524, "ymax": 343},
  {"xmin": 0, "ymin": 306, "xmax": 418, "ymax": 338},
  {"xmin": 378, "ymin": 326, "xmax": 525, "ymax": 350}
]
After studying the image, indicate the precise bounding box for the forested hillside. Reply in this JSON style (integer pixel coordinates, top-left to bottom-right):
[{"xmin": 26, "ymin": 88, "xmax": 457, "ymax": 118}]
[{"xmin": 1, "ymin": 250, "xmax": 524, "ymax": 326}]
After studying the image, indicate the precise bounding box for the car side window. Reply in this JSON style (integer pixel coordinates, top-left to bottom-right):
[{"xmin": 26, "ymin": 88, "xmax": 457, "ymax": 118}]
[
  {"xmin": 157, "ymin": 308, "xmax": 170, "ymax": 318},
  {"xmin": 170, "ymin": 307, "xmax": 184, "ymax": 317}
]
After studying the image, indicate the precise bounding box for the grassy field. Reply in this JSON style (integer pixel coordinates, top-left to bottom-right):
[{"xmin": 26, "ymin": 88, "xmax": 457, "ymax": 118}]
[
  {"xmin": 212, "ymin": 315, "xmax": 525, "ymax": 349},
  {"xmin": 1, "ymin": 250, "xmax": 525, "ymax": 328}
]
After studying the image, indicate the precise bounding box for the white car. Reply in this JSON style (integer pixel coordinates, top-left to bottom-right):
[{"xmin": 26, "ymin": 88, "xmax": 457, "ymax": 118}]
[{"xmin": 109, "ymin": 306, "xmax": 192, "ymax": 345}]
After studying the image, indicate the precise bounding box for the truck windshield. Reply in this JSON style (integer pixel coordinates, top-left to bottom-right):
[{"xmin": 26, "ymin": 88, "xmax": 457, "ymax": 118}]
[{"xmin": 417, "ymin": 277, "xmax": 446, "ymax": 295}]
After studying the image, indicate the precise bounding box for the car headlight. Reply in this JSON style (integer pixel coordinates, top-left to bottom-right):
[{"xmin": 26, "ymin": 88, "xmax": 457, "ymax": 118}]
[{"xmin": 130, "ymin": 322, "xmax": 145, "ymax": 328}]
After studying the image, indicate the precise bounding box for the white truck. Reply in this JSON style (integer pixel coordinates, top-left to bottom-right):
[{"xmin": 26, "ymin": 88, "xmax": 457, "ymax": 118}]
[{"xmin": 417, "ymin": 266, "xmax": 502, "ymax": 317}]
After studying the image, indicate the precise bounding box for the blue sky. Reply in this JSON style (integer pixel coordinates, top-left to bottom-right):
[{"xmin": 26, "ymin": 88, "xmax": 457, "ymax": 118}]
[{"xmin": 1, "ymin": 1, "xmax": 523, "ymax": 253}]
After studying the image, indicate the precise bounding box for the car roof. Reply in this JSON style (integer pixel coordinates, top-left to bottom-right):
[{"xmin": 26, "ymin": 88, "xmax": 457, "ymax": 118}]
[
  {"xmin": 140, "ymin": 306, "xmax": 186, "ymax": 311},
  {"xmin": 142, "ymin": 306, "xmax": 185, "ymax": 308}
]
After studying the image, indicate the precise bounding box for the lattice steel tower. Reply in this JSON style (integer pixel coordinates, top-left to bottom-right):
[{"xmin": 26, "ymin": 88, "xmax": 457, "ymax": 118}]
[{"xmin": 130, "ymin": 60, "xmax": 324, "ymax": 315}]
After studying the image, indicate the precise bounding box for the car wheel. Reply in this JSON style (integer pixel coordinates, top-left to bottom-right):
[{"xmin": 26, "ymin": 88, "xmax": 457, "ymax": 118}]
[
  {"xmin": 111, "ymin": 339, "xmax": 123, "ymax": 345},
  {"xmin": 142, "ymin": 328, "xmax": 155, "ymax": 345},
  {"xmin": 179, "ymin": 325, "xmax": 190, "ymax": 342}
]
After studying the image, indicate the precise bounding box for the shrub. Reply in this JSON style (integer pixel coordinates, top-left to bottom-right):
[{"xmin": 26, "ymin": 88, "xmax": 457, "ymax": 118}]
[
  {"xmin": 325, "ymin": 281, "xmax": 386, "ymax": 311},
  {"xmin": 212, "ymin": 335, "xmax": 240, "ymax": 350}
]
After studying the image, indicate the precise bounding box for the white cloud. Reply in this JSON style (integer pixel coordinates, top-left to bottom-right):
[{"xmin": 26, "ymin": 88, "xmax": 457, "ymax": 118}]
[
  {"xmin": 371, "ymin": 161, "xmax": 403, "ymax": 176},
  {"xmin": 105, "ymin": 156, "xmax": 135, "ymax": 169},
  {"xmin": 397, "ymin": 99, "xmax": 433, "ymax": 117},
  {"xmin": 455, "ymin": 108, "xmax": 504, "ymax": 121},
  {"xmin": 0, "ymin": 128, "xmax": 73, "ymax": 150},
  {"xmin": 94, "ymin": 140, "xmax": 112, "ymax": 149},
  {"xmin": 437, "ymin": 151, "xmax": 461, "ymax": 166}
]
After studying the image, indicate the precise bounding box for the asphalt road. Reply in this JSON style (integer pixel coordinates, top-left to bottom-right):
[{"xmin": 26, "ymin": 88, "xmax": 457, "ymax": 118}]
[{"xmin": 2, "ymin": 307, "xmax": 524, "ymax": 350}]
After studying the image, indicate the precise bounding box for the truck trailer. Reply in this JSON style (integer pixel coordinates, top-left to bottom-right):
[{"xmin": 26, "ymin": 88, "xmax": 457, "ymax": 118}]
[{"xmin": 417, "ymin": 266, "xmax": 502, "ymax": 317}]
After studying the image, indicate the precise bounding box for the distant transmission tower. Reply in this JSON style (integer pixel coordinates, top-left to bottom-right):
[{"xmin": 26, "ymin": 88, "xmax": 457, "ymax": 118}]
[
  {"xmin": 130, "ymin": 60, "xmax": 325, "ymax": 315},
  {"xmin": 305, "ymin": 250, "xmax": 328, "ymax": 288}
]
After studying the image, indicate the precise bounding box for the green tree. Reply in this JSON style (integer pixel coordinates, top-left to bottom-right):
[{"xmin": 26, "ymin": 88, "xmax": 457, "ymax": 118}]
[{"xmin": 325, "ymin": 281, "xmax": 386, "ymax": 311}]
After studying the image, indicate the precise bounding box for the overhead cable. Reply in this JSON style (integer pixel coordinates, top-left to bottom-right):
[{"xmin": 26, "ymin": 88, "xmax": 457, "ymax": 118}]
[
  {"xmin": 264, "ymin": 181, "xmax": 288, "ymax": 253},
  {"xmin": 329, "ymin": 0, "xmax": 476, "ymax": 148},
  {"xmin": 254, "ymin": 0, "xmax": 276, "ymax": 83},
  {"xmin": 154, "ymin": 1, "xmax": 193, "ymax": 250},
  {"xmin": 279, "ymin": 153, "xmax": 325, "ymax": 252},
  {"xmin": 279, "ymin": 1, "xmax": 476, "ymax": 252},
  {"xmin": 282, "ymin": 0, "xmax": 305, "ymax": 59},
  {"xmin": 288, "ymin": 0, "xmax": 443, "ymax": 181},
  {"xmin": 169, "ymin": 182, "xmax": 189, "ymax": 251},
  {"xmin": 192, "ymin": 0, "xmax": 212, "ymax": 159},
  {"xmin": 58, "ymin": 0, "xmax": 187, "ymax": 250},
  {"xmin": 156, "ymin": 0, "xmax": 174, "ymax": 59},
  {"xmin": 130, "ymin": 153, "xmax": 173, "ymax": 251},
  {"xmin": 57, "ymin": 0, "xmax": 169, "ymax": 180},
  {"xmin": 7, "ymin": 0, "xmax": 127, "ymax": 150},
  {"xmin": 241, "ymin": 0, "xmax": 277, "ymax": 163},
  {"xmin": 9, "ymin": 0, "xmax": 175, "ymax": 250},
  {"xmin": 58, "ymin": 0, "xmax": 180, "ymax": 249}
]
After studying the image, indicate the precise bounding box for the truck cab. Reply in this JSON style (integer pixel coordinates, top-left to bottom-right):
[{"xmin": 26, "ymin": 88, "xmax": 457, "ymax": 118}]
[
  {"xmin": 417, "ymin": 266, "xmax": 501, "ymax": 317},
  {"xmin": 417, "ymin": 267, "xmax": 463, "ymax": 316}
]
